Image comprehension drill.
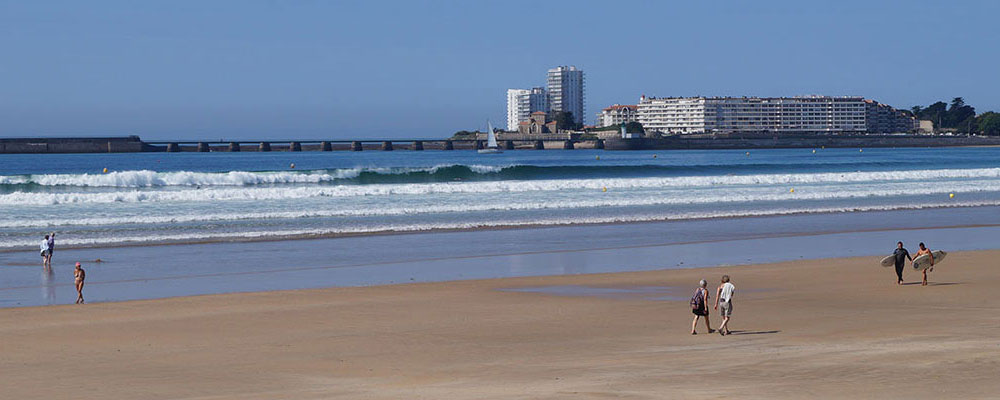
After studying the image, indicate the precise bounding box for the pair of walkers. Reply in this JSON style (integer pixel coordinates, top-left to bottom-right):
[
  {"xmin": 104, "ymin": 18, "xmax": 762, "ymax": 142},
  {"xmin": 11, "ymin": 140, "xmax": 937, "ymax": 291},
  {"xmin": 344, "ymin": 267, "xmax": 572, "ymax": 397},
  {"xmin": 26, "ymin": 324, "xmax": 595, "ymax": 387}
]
[
  {"xmin": 892, "ymin": 242, "xmax": 935, "ymax": 286},
  {"xmin": 690, "ymin": 275, "xmax": 735, "ymax": 336}
]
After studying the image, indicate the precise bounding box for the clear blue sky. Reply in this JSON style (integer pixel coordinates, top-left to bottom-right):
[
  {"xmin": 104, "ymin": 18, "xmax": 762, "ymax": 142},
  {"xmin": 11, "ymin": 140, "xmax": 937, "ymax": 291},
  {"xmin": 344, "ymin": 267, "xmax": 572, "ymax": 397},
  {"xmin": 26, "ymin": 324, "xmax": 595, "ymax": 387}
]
[{"xmin": 1, "ymin": 0, "xmax": 997, "ymax": 140}]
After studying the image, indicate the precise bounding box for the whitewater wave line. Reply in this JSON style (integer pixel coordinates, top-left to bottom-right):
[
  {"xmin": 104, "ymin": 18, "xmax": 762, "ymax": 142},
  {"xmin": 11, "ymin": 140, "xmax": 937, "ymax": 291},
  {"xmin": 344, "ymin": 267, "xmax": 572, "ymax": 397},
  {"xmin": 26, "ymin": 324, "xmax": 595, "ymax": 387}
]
[
  {"xmin": 1, "ymin": 166, "xmax": 999, "ymax": 189},
  {"xmin": 0, "ymin": 165, "xmax": 506, "ymax": 187},
  {"xmin": 2, "ymin": 171, "xmax": 1000, "ymax": 205},
  {"xmin": 1, "ymin": 201, "xmax": 997, "ymax": 249},
  {"xmin": 2, "ymin": 185, "xmax": 1000, "ymax": 228}
]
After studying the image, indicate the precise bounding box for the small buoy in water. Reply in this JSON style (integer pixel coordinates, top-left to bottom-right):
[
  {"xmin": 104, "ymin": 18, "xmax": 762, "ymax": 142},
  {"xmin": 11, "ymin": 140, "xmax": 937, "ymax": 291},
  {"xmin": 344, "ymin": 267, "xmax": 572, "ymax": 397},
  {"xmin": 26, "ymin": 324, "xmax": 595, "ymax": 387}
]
[
  {"xmin": 812, "ymin": 149, "xmax": 816, "ymax": 153},
  {"xmin": 653, "ymin": 154, "xmax": 657, "ymax": 159},
  {"xmin": 102, "ymin": 167, "xmax": 108, "ymax": 174},
  {"xmin": 859, "ymin": 149, "xmax": 863, "ymax": 152},
  {"xmin": 746, "ymin": 152, "xmax": 750, "ymax": 156},
  {"xmin": 290, "ymin": 163, "xmax": 296, "ymax": 169},
  {"xmin": 790, "ymin": 188, "xmax": 795, "ymax": 193},
  {"xmin": 602, "ymin": 187, "xmax": 608, "ymax": 192},
  {"xmin": 596, "ymin": 155, "xmax": 600, "ymax": 160},
  {"xmin": 949, "ymin": 193, "xmax": 955, "ymax": 199}
]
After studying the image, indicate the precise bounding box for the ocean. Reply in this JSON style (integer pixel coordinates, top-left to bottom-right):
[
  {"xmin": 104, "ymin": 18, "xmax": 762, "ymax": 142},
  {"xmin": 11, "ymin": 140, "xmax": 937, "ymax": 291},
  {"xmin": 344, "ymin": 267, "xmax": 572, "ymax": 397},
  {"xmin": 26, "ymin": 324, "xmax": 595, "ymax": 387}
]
[{"xmin": 2, "ymin": 147, "xmax": 1000, "ymax": 251}]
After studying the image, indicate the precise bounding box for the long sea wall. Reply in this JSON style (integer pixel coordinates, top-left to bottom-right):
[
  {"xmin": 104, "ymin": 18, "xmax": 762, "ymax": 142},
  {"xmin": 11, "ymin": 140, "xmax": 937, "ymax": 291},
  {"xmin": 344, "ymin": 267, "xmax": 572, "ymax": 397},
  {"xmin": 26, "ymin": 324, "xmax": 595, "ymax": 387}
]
[{"xmin": 0, "ymin": 136, "xmax": 148, "ymax": 153}]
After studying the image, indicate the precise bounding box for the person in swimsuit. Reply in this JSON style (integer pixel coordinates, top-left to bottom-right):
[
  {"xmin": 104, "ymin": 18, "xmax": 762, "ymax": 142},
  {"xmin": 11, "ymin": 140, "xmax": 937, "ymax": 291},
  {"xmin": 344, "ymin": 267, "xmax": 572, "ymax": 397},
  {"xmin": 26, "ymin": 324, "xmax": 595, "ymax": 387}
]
[
  {"xmin": 74, "ymin": 262, "xmax": 86, "ymax": 304},
  {"xmin": 914, "ymin": 242, "xmax": 934, "ymax": 286},
  {"xmin": 892, "ymin": 242, "xmax": 912, "ymax": 285},
  {"xmin": 690, "ymin": 279, "xmax": 714, "ymax": 335}
]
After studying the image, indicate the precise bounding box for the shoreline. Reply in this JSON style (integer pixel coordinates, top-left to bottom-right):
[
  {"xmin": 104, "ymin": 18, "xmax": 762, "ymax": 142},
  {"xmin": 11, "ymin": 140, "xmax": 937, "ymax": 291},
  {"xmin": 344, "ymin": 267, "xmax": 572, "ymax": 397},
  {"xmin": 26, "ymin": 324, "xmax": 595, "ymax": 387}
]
[
  {"xmin": 4, "ymin": 209, "xmax": 1000, "ymax": 308},
  {"xmin": 4, "ymin": 203, "xmax": 1000, "ymax": 253},
  {"xmin": 3, "ymin": 250, "xmax": 999, "ymax": 398}
]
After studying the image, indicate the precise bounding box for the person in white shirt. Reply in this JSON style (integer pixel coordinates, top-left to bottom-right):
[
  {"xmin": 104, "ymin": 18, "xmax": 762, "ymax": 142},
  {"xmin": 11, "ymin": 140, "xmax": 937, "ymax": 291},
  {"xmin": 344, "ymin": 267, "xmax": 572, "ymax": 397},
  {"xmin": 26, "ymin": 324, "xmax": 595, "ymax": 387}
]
[
  {"xmin": 714, "ymin": 275, "xmax": 736, "ymax": 336},
  {"xmin": 40, "ymin": 235, "xmax": 51, "ymax": 268}
]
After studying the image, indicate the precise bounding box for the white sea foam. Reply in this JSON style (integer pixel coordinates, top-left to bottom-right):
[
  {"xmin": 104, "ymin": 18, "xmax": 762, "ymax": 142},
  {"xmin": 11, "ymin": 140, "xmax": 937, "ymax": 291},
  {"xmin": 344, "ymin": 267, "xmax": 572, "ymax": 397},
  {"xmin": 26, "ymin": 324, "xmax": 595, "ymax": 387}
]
[
  {"xmin": 2, "ymin": 168, "xmax": 1000, "ymax": 206},
  {"xmin": 1, "ymin": 164, "xmax": 507, "ymax": 188},
  {"xmin": 1, "ymin": 166, "xmax": 998, "ymax": 188},
  {"xmin": 2, "ymin": 184, "xmax": 1000, "ymax": 229},
  {"xmin": 1, "ymin": 200, "xmax": 997, "ymax": 249}
]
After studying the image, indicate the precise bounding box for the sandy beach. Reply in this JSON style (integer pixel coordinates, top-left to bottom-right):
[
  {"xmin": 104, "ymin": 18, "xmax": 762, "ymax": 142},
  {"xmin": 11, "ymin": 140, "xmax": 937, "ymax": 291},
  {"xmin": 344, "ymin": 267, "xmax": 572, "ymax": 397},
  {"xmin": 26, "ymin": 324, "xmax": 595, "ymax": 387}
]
[{"xmin": 2, "ymin": 249, "xmax": 999, "ymax": 399}]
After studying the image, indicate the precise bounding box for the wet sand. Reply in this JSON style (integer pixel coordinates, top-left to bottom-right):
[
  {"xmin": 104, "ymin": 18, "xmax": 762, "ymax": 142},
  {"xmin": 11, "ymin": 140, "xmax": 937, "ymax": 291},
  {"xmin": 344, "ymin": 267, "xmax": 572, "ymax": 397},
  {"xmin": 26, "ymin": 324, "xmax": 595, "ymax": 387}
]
[
  {"xmin": 5, "ymin": 208, "xmax": 1000, "ymax": 308},
  {"xmin": 2, "ymin": 250, "xmax": 999, "ymax": 399}
]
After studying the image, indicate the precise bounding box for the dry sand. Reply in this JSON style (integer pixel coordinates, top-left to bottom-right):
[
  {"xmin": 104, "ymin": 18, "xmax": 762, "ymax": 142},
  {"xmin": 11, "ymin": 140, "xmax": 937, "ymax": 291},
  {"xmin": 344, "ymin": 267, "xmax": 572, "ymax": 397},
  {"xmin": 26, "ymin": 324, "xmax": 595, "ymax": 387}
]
[{"xmin": 1, "ymin": 250, "xmax": 999, "ymax": 399}]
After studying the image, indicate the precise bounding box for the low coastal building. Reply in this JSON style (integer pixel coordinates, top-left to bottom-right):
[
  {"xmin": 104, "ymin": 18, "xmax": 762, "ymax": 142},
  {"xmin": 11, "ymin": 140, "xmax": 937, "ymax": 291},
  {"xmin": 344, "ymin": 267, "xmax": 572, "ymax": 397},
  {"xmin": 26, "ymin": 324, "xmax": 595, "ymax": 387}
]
[
  {"xmin": 595, "ymin": 104, "xmax": 638, "ymax": 127},
  {"xmin": 918, "ymin": 120, "xmax": 935, "ymax": 134},
  {"xmin": 517, "ymin": 111, "xmax": 558, "ymax": 134},
  {"xmin": 637, "ymin": 95, "xmax": 916, "ymax": 135}
]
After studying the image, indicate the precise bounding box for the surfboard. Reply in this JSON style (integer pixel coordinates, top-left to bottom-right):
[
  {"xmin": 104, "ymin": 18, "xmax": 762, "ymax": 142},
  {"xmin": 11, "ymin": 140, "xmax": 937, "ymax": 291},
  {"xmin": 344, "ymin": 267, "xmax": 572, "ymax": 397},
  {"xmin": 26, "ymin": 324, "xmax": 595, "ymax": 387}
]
[
  {"xmin": 912, "ymin": 250, "xmax": 947, "ymax": 271},
  {"xmin": 880, "ymin": 255, "xmax": 895, "ymax": 267}
]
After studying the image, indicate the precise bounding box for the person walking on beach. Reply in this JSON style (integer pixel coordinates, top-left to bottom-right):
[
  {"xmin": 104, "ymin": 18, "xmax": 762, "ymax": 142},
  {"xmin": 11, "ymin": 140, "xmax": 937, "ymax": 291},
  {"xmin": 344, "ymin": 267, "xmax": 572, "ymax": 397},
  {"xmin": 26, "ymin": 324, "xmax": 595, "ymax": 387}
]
[
  {"xmin": 914, "ymin": 242, "xmax": 934, "ymax": 286},
  {"xmin": 714, "ymin": 275, "xmax": 735, "ymax": 336},
  {"xmin": 690, "ymin": 279, "xmax": 714, "ymax": 335},
  {"xmin": 47, "ymin": 233, "xmax": 55, "ymax": 263},
  {"xmin": 74, "ymin": 262, "xmax": 86, "ymax": 304},
  {"xmin": 40, "ymin": 235, "xmax": 51, "ymax": 267},
  {"xmin": 892, "ymin": 242, "xmax": 912, "ymax": 285}
]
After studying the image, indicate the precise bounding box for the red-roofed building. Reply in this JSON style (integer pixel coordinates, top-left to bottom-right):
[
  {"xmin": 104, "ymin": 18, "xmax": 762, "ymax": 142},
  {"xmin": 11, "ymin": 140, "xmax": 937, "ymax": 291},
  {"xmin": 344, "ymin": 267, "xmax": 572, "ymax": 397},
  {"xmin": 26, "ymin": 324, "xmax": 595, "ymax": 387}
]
[{"xmin": 596, "ymin": 104, "xmax": 638, "ymax": 127}]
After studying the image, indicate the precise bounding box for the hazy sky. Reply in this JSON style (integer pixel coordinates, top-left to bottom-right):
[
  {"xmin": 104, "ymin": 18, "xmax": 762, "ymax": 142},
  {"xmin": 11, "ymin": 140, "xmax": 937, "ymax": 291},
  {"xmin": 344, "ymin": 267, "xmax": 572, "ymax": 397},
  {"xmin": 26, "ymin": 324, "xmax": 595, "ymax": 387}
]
[{"xmin": 1, "ymin": 0, "xmax": 997, "ymax": 140}]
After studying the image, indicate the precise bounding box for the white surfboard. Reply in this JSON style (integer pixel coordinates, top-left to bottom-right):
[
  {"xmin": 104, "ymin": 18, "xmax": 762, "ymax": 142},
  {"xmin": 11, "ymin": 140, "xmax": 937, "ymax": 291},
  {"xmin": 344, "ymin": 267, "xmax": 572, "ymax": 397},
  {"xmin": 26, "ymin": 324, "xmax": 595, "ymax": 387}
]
[
  {"xmin": 880, "ymin": 255, "xmax": 895, "ymax": 267},
  {"xmin": 912, "ymin": 250, "xmax": 947, "ymax": 271}
]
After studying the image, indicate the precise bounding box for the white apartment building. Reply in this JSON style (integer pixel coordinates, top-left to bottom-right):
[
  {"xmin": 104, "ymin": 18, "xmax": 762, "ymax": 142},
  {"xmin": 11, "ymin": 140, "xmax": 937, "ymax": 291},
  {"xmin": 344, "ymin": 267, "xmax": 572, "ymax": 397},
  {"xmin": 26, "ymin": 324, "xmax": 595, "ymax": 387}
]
[
  {"xmin": 637, "ymin": 96, "xmax": 870, "ymax": 134},
  {"xmin": 595, "ymin": 104, "xmax": 638, "ymax": 127},
  {"xmin": 547, "ymin": 66, "xmax": 585, "ymax": 125},
  {"xmin": 506, "ymin": 87, "xmax": 547, "ymax": 131}
]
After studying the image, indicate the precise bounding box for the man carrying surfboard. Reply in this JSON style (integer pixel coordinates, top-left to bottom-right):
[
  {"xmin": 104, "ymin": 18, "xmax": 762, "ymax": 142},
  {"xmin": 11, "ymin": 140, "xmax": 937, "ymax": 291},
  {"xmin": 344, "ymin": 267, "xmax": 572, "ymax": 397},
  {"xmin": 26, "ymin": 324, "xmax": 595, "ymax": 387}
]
[
  {"xmin": 914, "ymin": 242, "xmax": 934, "ymax": 286},
  {"xmin": 892, "ymin": 242, "xmax": 912, "ymax": 285}
]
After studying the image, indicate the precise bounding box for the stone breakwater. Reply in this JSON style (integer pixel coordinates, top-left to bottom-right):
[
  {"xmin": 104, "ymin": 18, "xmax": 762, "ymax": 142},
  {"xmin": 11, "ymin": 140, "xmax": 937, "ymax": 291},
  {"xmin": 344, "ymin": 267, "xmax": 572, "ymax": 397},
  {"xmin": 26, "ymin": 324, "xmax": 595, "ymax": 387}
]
[{"xmin": 0, "ymin": 136, "xmax": 149, "ymax": 153}]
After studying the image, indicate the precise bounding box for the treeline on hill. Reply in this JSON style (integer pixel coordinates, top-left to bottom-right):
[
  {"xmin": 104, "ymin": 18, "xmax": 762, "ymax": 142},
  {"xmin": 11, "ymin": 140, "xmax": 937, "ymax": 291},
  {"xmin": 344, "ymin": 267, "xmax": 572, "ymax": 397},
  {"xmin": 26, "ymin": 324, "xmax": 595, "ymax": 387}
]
[{"xmin": 911, "ymin": 97, "xmax": 1000, "ymax": 135}]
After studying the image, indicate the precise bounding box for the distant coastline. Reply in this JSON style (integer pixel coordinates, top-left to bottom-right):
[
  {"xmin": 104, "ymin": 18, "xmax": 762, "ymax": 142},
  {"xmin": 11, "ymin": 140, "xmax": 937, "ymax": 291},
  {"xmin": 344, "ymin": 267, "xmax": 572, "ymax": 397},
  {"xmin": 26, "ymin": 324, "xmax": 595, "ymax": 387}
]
[{"xmin": 2, "ymin": 134, "xmax": 1000, "ymax": 154}]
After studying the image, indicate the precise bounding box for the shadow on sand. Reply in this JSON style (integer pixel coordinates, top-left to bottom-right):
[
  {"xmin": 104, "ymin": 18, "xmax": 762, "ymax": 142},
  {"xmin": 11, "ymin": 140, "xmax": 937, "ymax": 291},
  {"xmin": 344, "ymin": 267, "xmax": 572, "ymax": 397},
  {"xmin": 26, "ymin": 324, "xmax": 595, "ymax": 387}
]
[
  {"xmin": 900, "ymin": 282, "xmax": 963, "ymax": 286},
  {"xmin": 727, "ymin": 330, "xmax": 780, "ymax": 336}
]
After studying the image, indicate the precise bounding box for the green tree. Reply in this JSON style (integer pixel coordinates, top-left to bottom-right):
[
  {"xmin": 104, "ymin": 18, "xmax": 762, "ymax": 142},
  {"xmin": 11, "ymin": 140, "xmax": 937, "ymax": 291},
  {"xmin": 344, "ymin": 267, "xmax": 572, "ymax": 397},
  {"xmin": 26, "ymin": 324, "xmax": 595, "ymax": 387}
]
[
  {"xmin": 624, "ymin": 121, "xmax": 645, "ymax": 134},
  {"xmin": 551, "ymin": 111, "xmax": 582, "ymax": 131},
  {"xmin": 916, "ymin": 101, "xmax": 948, "ymax": 128},
  {"xmin": 946, "ymin": 97, "xmax": 976, "ymax": 131},
  {"xmin": 977, "ymin": 112, "xmax": 1000, "ymax": 136}
]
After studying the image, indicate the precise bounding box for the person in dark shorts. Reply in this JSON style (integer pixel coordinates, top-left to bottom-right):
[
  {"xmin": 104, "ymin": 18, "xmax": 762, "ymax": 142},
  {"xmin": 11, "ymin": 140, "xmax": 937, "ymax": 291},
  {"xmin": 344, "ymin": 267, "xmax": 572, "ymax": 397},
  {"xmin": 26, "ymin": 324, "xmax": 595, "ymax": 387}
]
[
  {"xmin": 690, "ymin": 279, "xmax": 714, "ymax": 335},
  {"xmin": 893, "ymin": 241, "xmax": 912, "ymax": 285},
  {"xmin": 47, "ymin": 232, "xmax": 55, "ymax": 260}
]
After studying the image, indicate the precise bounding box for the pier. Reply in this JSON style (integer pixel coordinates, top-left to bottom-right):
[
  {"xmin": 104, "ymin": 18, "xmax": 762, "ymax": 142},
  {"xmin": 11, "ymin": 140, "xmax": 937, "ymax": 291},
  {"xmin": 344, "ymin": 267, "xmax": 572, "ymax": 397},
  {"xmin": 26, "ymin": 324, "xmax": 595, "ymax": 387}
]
[
  {"xmin": 2, "ymin": 135, "xmax": 1000, "ymax": 154},
  {"xmin": 140, "ymin": 139, "xmax": 605, "ymax": 152}
]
